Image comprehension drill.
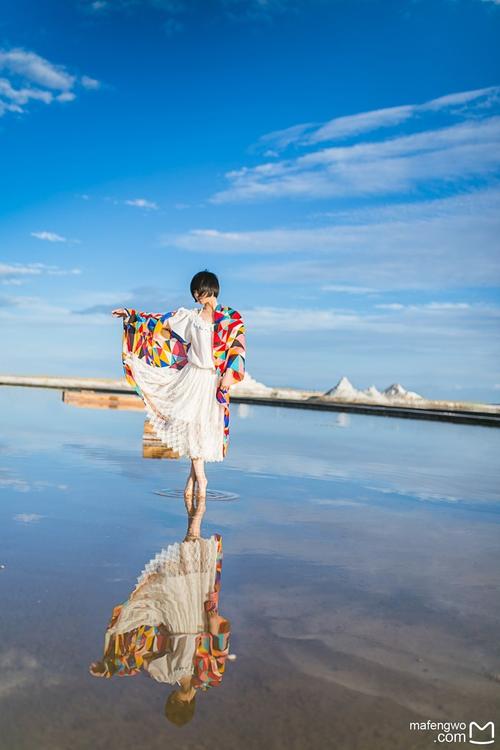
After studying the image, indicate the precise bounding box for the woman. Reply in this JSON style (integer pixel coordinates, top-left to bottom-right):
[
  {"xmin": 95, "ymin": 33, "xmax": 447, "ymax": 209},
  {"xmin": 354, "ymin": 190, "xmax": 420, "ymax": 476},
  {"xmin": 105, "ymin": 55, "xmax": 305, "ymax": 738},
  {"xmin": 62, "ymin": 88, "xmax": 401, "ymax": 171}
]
[
  {"xmin": 89, "ymin": 501, "xmax": 233, "ymax": 727},
  {"xmin": 112, "ymin": 270, "xmax": 246, "ymax": 504}
]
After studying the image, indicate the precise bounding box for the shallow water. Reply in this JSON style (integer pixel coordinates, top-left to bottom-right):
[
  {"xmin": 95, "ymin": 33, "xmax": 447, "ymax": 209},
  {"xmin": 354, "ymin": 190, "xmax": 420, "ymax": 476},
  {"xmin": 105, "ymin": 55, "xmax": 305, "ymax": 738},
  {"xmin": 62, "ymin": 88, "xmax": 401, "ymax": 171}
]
[{"xmin": 0, "ymin": 387, "xmax": 499, "ymax": 749}]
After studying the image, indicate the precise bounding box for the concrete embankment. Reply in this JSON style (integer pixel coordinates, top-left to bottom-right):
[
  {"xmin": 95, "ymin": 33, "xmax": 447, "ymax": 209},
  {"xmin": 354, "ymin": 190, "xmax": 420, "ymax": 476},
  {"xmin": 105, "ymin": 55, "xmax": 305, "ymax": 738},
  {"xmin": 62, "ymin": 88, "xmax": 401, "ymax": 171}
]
[{"xmin": 1, "ymin": 374, "xmax": 499, "ymax": 427}]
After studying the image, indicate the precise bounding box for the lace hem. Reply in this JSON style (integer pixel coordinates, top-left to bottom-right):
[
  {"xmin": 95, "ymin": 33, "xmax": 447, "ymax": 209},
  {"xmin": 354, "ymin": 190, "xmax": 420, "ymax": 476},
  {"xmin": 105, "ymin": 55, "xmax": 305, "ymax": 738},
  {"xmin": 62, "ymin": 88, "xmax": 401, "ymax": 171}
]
[
  {"xmin": 144, "ymin": 401, "xmax": 224, "ymax": 463},
  {"xmin": 135, "ymin": 537, "xmax": 218, "ymax": 589},
  {"xmin": 125, "ymin": 352, "xmax": 225, "ymax": 462}
]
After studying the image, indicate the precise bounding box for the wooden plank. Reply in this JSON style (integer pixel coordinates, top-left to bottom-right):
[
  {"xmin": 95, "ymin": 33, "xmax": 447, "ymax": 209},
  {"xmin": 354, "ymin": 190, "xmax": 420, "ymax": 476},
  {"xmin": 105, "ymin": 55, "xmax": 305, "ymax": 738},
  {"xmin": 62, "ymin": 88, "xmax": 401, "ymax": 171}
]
[
  {"xmin": 62, "ymin": 390, "xmax": 143, "ymax": 411},
  {"xmin": 143, "ymin": 419, "xmax": 181, "ymax": 459}
]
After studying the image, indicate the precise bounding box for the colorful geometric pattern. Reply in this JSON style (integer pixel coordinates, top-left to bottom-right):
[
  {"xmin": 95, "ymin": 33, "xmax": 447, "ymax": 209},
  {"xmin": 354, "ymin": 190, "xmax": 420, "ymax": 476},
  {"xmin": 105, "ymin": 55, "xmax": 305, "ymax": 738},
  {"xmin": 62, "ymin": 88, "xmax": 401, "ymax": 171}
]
[
  {"xmin": 191, "ymin": 534, "xmax": 230, "ymax": 690},
  {"xmin": 121, "ymin": 305, "xmax": 246, "ymax": 458},
  {"xmin": 92, "ymin": 614, "xmax": 170, "ymax": 678}
]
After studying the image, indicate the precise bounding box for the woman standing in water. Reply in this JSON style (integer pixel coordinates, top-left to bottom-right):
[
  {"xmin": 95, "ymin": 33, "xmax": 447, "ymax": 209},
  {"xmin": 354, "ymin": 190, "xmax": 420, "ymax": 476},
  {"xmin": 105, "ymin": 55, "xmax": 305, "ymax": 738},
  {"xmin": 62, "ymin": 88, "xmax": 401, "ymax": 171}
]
[{"xmin": 112, "ymin": 270, "xmax": 246, "ymax": 504}]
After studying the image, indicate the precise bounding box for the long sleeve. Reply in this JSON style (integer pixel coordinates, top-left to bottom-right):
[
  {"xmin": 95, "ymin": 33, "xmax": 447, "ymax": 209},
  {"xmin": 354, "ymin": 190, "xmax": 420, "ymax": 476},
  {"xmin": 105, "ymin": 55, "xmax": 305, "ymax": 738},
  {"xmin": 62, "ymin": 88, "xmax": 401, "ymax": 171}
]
[
  {"xmin": 121, "ymin": 307, "xmax": 190, "ymax": 396},
  {"xmin": 223, "ymin": 314, "xmax": 246, "ymax": 385},
  {"xmin": 166, "ymin": 307, "xmax": 193, "ymax": 343}
]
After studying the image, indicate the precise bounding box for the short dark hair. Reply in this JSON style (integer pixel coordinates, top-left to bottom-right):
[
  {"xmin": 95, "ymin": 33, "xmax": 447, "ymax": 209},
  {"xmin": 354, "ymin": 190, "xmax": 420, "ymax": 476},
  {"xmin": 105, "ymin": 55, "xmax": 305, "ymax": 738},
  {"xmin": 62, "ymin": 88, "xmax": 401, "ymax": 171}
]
[
  {"xmin": 164, "ymin": 691, "xmax": 197, "ymax": 726},
  {"xmin": 190, "ymin": 270, "xmax": 219, "ymax": 300}
]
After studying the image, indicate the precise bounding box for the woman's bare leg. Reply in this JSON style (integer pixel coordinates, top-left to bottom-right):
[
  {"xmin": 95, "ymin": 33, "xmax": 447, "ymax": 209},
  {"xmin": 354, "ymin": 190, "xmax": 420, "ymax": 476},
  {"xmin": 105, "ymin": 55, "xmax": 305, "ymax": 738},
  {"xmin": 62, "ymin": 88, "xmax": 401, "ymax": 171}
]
[
  {"xmin": 184, "ymin": 461, "xmax": 196, "ymax": 515},
  {"xmin": 184, "ymin": 495, "xmax": 206, "ymax": 540},
  {"xmin": 192, "ymin": 457, "xmax": 208, "ymax": 505}
]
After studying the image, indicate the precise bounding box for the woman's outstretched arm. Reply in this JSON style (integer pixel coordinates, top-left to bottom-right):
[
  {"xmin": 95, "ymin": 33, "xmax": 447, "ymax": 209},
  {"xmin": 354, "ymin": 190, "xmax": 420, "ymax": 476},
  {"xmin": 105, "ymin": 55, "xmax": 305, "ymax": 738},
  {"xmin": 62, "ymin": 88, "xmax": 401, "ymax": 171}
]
[{"xmin": 112, "ymin": 307, "xmax": 165, "ymax": 322}]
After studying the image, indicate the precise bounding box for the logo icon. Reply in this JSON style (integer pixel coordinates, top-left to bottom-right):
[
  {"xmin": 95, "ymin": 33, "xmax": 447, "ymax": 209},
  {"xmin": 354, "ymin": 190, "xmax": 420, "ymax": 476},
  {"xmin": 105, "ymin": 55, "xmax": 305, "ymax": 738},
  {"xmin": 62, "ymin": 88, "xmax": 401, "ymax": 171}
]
[{"xmin": 469, "ymin": 721, "xmax": 495, "ymax": 745}]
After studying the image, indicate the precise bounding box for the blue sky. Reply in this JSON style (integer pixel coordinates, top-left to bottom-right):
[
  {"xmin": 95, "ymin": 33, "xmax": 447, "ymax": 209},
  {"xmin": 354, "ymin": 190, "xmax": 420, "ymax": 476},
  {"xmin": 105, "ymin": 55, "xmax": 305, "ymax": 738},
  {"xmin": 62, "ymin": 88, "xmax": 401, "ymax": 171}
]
[{"xmin": 1, "ymin": 0, "xmax": 499, "ymax": 400}]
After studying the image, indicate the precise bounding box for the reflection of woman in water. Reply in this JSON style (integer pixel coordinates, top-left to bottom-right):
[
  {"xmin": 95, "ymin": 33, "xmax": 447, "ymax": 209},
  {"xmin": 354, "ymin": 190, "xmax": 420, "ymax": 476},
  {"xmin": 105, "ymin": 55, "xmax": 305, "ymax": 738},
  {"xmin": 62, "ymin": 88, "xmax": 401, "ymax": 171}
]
[
  {"xmin": 111, "ymin": 269, "xmax": 246, "ymax": 505},
  {"xmin": 89, "ymin": 502, "xmax": 233, "ymax": 726}
]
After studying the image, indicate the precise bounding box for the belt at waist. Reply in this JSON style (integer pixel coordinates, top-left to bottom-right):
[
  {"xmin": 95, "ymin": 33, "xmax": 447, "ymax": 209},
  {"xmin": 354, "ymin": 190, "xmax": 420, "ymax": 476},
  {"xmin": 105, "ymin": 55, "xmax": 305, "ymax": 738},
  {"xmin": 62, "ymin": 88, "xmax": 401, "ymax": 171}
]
[{"xmin": 188, "ymin": 361, "xmax": 217, "ymax": 372}]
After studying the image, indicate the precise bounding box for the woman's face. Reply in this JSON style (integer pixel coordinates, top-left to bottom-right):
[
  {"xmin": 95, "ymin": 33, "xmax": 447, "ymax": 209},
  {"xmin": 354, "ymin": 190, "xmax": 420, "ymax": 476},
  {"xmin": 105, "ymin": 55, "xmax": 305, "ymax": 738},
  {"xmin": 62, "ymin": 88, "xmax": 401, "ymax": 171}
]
[{"xmin": 195, "ymin": 291, "xmax": 213, "ymax": 304}]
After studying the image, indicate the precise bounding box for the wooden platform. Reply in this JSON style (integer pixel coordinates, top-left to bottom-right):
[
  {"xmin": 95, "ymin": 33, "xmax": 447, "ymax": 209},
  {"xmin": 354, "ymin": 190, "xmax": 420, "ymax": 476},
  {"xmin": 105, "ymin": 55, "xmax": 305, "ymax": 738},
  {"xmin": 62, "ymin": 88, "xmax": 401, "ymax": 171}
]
[
  {"xmin": 142, "ymin": 418, "xmax": 181, "ymax": 459},
  {"xmin": 62, "ymin": 390, "xmax": 142, "ymax": 411}
]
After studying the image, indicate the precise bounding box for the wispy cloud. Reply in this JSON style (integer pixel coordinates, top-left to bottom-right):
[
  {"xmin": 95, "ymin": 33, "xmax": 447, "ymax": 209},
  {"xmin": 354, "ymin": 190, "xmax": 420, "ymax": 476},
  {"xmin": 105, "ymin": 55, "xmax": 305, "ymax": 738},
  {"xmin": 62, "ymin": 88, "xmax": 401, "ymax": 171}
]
[
  {"xmin": 212, "ymin": 114, "xmax": 500, "ymax": 203},
  {"xmin": 14, "ymin": 513, "xmax": 44, "ymax": 523},
  {"xmin": 0, "ymin": 468, "xmax": 68, "ymax": 493},
  {"xmin": 124, "ymin": 198, "xmax": 159, "ymax": 210},
  {"xmin": 31, "ymin": 230, "xmax": 68, "ymax": 242},
  {"xmin": 0, "ymin": 47, "xmax": 100, "ymax": 118},
  {"xmin": 375, "ymin": 302, "xmax": 472, "ymax": 311},
  {"xmin": 80, "ymin": 0, "xmax": 300, "ymax": 23},
  {"xmin": 166, "ymin": 188, "xmax": 500, "ymax": 290},
  {"xmin": 321, "ymin": 284, "xmax": 378, "ymax": 294},
  {"xmin": 240, "ymin": 301, "xmax": 500, "ymax": 339},
  {"xmin": 258, "ymin": 86, "xmax": 500, "ymax": 151},
  {"xmin": 0, "ymin": 262, "xmax": 81, "ymax": 285},
  {"xmin": 0, "ymin": 648, "xmax": 63, "ymax": 698},
  {"xmin": 80, "ymin": 75, "xmax": 100, "ymax": 89}
]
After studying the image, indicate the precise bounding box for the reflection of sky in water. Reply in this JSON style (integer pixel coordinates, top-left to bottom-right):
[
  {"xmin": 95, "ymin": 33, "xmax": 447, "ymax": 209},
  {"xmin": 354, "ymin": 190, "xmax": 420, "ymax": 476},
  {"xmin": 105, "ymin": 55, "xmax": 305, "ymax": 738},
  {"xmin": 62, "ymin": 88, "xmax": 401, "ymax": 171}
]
[{"xmin": 0, "ymin": 387, "xmax": 499, "ymax": 749}]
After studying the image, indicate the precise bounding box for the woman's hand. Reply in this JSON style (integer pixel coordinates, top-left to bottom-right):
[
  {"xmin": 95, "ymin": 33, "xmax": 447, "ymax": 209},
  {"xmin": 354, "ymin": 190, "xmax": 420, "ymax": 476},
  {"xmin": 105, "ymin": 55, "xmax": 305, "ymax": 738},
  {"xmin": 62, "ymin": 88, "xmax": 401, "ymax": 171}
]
[
  {"xmin": 111, "ymin": 308, "xmax": 129, "ymax": 319},
  {"xmin": 216, "ymin": 385, "xmax": 230, "ymax": 405}
]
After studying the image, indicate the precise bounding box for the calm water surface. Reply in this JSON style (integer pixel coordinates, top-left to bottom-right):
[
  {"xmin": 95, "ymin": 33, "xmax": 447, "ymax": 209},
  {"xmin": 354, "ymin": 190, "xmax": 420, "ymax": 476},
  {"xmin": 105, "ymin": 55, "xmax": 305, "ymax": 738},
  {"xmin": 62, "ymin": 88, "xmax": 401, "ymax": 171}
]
[{"xmin": 0, "ymin": 387, "xmax": 499, "ymax": 749}]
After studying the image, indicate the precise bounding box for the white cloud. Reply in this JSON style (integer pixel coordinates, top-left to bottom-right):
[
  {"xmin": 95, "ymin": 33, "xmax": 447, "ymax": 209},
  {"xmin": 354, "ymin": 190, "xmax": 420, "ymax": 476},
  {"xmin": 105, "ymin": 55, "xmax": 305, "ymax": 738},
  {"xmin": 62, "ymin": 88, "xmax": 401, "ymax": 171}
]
[
  {"xmin": 56, "ymin": 91, "xmax": 76, "ymax": 102},
  {"xmin": 31, "ymin": 230, "xmax": 67, "ymax": 242},
  {"xmin": 0, "ymin": 48, "xmax": 75, "ymax": 90},
  {"xmin": 0, "ymin": 468, "xmax": 69, "ymax": 493},
  {"xmin": 166, "ymin": 188, "xmax": 500, "ymax": 290},
  {"xmin": 81, "ymin": 75, "xmax": 100, "ymax": 89},
  {"xmin": 309, "ymin": 103, "xmax": 416, "ymax": 145},
  {"xmin": 375, "ymin": 302, "xmax": 472, "ymax": 311},
  {"xmin": 0, "ymin": 293, "xmax": 118, "ymax": 326},
  {"xmin": 321, "ymin": 284, "xmax": 378, "ymax": 294},
  {"xmin": 258, "ymin": 121, "xmax": 317, "ymax": 150},
  {"xmin": 0, "ymin": 648, "xmax": 63, "ymax": 699},
  {"xmin": 124, "ymin": 198, "xmax": 159, "ymax": 210},
  {"xmin": 0, "ymin": 262, "xmax": 81, "ymax": 285},
  {"xmin": 14, "ymin": 513, "xmax": 44, "ymax": 523},
  {"xmin": 212, "ymin": 115, "xmax": 500, "ymax": 203},
  {"xmin": 259, "ymin": 86, "xmax": 500, "ymax": 151},
  {"xmin": 239, "ymin": 302, "xmax": 500, "ymax": 339},
  {"xmin": 0, "ymin": 47, "xmax": 100, "ymax": 118},
  {"xmin": 81, "ymin": 0, "xmax": 299, "ymax": 21}
]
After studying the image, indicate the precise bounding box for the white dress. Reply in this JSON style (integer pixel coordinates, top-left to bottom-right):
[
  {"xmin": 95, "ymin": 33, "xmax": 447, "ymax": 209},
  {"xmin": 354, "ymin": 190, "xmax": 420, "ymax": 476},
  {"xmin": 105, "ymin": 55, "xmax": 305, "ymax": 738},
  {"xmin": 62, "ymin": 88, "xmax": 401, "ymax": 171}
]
[
  {"xmin": 124, "ymin": 306, "xmax": 225, "ymax": 462},
  {"xmin": 103, "ymin": 537, "xmax": 219, "ymax": 685}
]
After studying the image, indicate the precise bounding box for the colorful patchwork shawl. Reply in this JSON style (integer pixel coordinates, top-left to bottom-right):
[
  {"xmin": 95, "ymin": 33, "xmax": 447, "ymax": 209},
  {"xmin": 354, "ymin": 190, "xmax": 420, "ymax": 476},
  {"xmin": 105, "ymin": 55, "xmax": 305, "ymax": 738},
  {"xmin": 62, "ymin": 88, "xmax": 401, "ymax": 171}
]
[{"xmin": 121, "ymin": 305, "xmax": 246, "ymax": 457}]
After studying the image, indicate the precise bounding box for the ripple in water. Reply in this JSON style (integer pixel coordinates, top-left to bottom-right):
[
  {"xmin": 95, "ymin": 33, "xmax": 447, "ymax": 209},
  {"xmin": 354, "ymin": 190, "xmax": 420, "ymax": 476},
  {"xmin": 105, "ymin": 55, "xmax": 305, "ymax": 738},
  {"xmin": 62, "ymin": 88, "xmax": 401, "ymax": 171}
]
[{"xmin": 153, "ymin": 488, "xmax": 239, "ymax": 501}]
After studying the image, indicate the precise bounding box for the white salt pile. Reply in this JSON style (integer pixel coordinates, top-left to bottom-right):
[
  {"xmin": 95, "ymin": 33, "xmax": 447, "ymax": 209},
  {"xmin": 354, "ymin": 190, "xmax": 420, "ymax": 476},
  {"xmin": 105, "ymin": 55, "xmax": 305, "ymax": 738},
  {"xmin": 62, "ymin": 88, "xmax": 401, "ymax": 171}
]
[
  {"xmin": 231, "ymin": 372, "xmax": 426, "ymax": 406},
  {"xmin": 231, "ymin": 372, "xmax": 310, "ymax": 399},
  {"xmin": 383, "ymin": 382, "xmax": 424, "ymax": 402},
  {"xmin": 323, "ymin": 376, "xmax": 424, "ymax": 404},
  {"xmin": 231, "ymin": 372, "xmax": 274, "ymax": 396}
]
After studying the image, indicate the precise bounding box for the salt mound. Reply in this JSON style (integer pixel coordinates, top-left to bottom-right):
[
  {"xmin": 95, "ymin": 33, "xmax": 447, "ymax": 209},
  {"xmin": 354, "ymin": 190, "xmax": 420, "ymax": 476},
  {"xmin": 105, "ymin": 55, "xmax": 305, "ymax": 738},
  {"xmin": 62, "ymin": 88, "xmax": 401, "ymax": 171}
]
[
  {"xmin": 384, "ymin": 383, "xmax": 424, "ymax": 402},
  {"xmin": 270, "ymin": 387, "xmax": 306, "ymax": 400},
  {"xmin": 363, "ymin": 385, "xmax": 388, "ymax": 402},
  {"xmin": 323, "ymin": 376, "xmax": 424, "ymax": 404},
  {"xmin": 231, "ymin": 371, "xmax": 273, "ymax": 396},
  {"xmin": 324, "ymin": 376, "xmax": 359, "ymax": 400}
]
